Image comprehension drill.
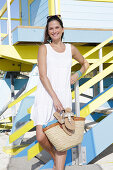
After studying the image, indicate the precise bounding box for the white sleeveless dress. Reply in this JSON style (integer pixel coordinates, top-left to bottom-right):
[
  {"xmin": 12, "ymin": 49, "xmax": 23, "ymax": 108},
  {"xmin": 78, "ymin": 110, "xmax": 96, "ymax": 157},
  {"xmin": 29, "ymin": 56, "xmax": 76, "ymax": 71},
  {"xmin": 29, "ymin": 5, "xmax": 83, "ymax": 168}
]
[{"xmin": 30, "ymin": 43, "xmax": 72, "ymax": 126}]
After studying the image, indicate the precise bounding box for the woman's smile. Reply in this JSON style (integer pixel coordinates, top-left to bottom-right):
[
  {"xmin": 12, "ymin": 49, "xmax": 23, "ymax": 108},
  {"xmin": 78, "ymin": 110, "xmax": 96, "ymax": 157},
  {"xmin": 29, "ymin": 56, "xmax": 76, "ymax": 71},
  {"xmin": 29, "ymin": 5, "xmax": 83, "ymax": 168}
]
[{"xmin": 48, "ymin": 20, "xmax": 64, "ymax": 41}]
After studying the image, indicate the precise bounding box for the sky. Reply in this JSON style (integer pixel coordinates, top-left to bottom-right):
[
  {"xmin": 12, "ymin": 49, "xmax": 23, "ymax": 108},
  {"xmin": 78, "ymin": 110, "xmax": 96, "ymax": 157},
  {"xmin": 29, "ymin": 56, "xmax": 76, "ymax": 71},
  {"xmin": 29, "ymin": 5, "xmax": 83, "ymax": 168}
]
[{"xmin": 0, "ymin": 0, "xmax": 19, "ymax": 34}]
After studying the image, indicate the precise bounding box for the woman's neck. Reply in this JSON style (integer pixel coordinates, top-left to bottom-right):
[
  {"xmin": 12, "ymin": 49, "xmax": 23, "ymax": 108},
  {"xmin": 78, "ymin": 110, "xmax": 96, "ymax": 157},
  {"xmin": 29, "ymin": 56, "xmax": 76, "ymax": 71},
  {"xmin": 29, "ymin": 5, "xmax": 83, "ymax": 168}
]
[{"xmin": 51, "ymin": 40, "xmax": 63, "ymax": 46}]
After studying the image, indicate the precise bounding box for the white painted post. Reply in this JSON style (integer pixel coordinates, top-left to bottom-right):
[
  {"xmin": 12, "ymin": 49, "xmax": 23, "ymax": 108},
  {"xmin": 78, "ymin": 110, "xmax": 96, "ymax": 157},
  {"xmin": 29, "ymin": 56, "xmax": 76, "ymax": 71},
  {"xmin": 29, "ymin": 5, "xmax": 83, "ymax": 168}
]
[
  {"xmin": 7, "ymin": 0, "xmax": 12, "ymax": 45},
  {"xmin": 75, "ymin": 81, "xmax": 80, "ymax": 117},
  {"xmin": 54, "ymin": 0, "xmax": 58, "ymax": 14},
  {"xmin": 93, "ymin": 69, "xmax": 98, "ymax": 97},
  {"xmin": 7, "ymin": 1, "xmax": 16, "ymax": 126},
  {"xmin": 74, "ymin": 80, "xmax": 82, "ymax": 165},
  {"xmin": 99, "ymin": 48, "xmax": 104, "ymax": 93}
]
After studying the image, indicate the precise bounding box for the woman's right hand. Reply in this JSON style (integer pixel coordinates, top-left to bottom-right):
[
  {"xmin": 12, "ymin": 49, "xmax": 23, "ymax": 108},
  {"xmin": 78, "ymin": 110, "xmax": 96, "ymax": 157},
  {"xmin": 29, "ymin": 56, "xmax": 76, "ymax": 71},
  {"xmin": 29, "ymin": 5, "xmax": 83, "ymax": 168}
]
[{"xmin": 53, "ymin": 96, "xmax": 64, "ymax": 112}]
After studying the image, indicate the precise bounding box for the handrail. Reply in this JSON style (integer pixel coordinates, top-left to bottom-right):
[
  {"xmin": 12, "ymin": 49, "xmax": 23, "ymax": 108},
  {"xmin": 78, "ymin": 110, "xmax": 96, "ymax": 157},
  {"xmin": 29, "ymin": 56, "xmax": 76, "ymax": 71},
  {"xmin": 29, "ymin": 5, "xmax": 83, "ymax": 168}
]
[
  {"xmin": 7, "ymin": 37, "xmax": 113, "ymax": 109},
  {"xmin": 72, "ymin": 35, "xmax": 113, "ymax": 67},
  {"xmin": 73, "ymin": 63, "xmax": 113, "ymax": 99},
  {"xmin": 0, "ymin": 17, "xmax": 21, "ymax": 21},
  {"xmin": 80, "ymin": 50, "xmax": 113, "ymax": 78},
  {"xmin": 8, "ymin": 86, "xmax": 37, "ymax": 108},
  {"xmin": 8, "ymin": 51, "xmax": 113, "ymax": 108},
  {"xmin": 0, "ymin": 0, "xmax": 14, "ymax": 17}
]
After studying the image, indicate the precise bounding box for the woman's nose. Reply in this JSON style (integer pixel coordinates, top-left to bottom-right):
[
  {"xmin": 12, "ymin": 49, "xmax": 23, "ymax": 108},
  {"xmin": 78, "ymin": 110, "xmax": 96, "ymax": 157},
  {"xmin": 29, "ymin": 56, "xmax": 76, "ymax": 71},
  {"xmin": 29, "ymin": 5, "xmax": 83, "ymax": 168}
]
[{"xmin": 53, "ymin": 28, "xmax": 56, "ymax": 33}]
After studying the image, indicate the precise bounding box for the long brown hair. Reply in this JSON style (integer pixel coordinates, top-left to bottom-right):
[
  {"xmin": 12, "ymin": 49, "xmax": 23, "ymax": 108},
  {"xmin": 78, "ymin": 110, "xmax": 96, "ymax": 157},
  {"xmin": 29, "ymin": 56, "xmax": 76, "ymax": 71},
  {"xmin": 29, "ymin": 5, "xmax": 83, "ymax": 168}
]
[{"xmin": 44, "ymin": 15, "xmax": 64, "ymax": 44}]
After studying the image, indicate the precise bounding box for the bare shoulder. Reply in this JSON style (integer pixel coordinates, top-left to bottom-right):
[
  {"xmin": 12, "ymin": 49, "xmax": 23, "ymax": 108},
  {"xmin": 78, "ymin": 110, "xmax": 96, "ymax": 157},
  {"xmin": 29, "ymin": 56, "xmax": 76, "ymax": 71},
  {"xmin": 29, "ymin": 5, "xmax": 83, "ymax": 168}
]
[
  {"xmin": 38, "ymin": 44, "xmax": 47, "ymax": 57},
  {"xmin": 71, "ymin": 44, "xmax": 77, "ymax": 52},
  {"xmin": 39, "ymin": 44, "xmax": 47, "ymax": 52},
  {"xmin": 70, "ymin": 44, "xmax": 80, "ymax": 56}
]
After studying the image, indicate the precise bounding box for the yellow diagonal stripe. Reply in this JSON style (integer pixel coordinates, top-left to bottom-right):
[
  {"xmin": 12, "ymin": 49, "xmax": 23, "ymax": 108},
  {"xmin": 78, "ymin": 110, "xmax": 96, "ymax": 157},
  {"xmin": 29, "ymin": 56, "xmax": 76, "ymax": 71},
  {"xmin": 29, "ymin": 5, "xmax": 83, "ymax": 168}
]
[
  {"xmin": 3, "ymin": 144, "xmax": 28, "ymax": 156},
  {"xmin": 72, "ymin": 36, "xmax": 113, "ymax": 67},
  {"xmin": 0, "ymin": 0, "xmax": 14, "ymax": 17},
  {"xmin": 0, "ymin": 45, "xmax": 38, "ymax": 64},
  {"xmin": 9, "ymin": 120, "xmax": 34, "ymax": 144},
  {"xmin": 28, "ymin": 142, "xmax": 43, "ymax": 160},
  {"xmin": 80, "ymin": 86, "xmax": 113, "ymax": 117},
  {"xmin": 8, "ymin": 86, "xmax": 37, "ymax": 108},
  {"xmin": 72, "ymin": 63, "xmax": 113, "ymax": 99},
  {"xmin": 0, "ymin": 123, "xmax": 12, "ymax": 130},
  {"xmin": 79, "ymin": 64, "xmax": 113, "ymax": 94},
  {"xmin": 82, "ymin": 51, "xmax": 113, "ymax": 77},
  {"xmin": 27, "ymin": 106, "xmax": 32, "ymax": 114}
]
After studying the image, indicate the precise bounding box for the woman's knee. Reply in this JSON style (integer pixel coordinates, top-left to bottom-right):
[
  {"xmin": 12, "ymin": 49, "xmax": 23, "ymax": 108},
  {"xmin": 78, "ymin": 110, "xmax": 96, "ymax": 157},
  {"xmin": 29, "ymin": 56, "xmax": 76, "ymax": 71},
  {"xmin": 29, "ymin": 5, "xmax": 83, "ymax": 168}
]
[
  {"xmin": 36, "ymin": 125, "xmax": 45, "ymax": 143},
  {"xmin": 36, "ymin": 135, "xmax": 45, "ymax": 143}
]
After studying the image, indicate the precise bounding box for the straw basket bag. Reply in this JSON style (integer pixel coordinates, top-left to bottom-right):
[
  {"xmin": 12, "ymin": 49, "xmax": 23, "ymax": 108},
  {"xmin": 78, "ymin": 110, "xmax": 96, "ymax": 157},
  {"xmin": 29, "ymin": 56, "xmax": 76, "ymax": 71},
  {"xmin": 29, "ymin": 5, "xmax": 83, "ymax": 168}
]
[{"xmin": 43, "ymin": 117, "xmax": 85, "ymax": 152}]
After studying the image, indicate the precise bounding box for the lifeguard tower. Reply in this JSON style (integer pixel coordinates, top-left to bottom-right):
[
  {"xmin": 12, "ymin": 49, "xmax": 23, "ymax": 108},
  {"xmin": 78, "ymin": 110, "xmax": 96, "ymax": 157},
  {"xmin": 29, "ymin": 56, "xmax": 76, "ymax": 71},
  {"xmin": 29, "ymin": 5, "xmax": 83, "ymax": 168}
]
[{"xmin": 0, "ymin": 0, "xmax": 113, "ymax": 169}]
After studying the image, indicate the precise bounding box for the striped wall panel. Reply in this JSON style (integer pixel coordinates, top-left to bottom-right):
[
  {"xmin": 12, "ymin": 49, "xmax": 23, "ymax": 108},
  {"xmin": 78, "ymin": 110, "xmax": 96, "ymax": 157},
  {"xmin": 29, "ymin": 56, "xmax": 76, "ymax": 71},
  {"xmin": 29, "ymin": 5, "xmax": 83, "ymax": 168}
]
[
  {"xmin": 21, "ymin": 0, "xmax": 29, "ymax": 26},
  {"xmin": 30, "ymin": 0, "xmax": 48, "ymax": 26},
  {"xmin": 61, "ymin": 0, "xmax": 113, "ymax": 29}
]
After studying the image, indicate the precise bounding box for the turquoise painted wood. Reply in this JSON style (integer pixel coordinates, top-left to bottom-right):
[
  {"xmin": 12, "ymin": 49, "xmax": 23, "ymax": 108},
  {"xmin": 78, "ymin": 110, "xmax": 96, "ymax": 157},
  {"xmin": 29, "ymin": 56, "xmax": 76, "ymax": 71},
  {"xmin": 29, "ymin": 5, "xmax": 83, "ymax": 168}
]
[
  {"xmin": 14, "ymin": 141, "xmax": 38, "ymax": 158},
  {"xmin": 0, "ymin": 79, "xmax": 11, "ymax": 112},
  {"xmin": 40, "ymin": 86, "xmax": 113, "ymax": 168},
  {"xmin": 41, "ymin": 110, "xmax": 113, "ymax": 168},
  {"xmin": 12, "ymin": 26, "xmax": 112, "ymax": 45},
  {"xmin": 30, "ymin": 0, "xmax": 48, "ymax": 26},
  {"xmin": 40, "ymin": 111, "xmax": 113, "ymax": 168},
  {"xmin": 61, "ymin": 0, "xmax": 113, "ymax": 29},
  {"xmin": 82, "ymin": 111, "xmax": 113, "ymax": 163},
  {"xmin": 21, "ymin": 0, "xmax": 29, "ymax": 26}
]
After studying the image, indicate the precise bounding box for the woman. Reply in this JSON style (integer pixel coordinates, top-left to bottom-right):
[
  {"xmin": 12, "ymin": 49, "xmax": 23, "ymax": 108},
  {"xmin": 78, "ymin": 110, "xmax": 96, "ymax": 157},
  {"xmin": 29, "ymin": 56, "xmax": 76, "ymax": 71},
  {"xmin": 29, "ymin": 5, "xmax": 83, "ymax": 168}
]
[{"xmin": 31, "ymin": 15, "xmax": 89, "ymax": 170}]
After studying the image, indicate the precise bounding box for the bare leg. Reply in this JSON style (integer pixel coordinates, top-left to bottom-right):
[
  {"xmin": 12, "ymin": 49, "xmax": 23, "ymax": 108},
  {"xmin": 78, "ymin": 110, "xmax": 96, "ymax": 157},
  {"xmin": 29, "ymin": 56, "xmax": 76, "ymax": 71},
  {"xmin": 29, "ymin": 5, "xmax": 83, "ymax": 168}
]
[
  {"xmin": 36, "ymin": 125, "xmax": 56, "ymax": 168},
  {"xmin": 55, "ymin": 150, "xmax": 67, "ymax": 170}
]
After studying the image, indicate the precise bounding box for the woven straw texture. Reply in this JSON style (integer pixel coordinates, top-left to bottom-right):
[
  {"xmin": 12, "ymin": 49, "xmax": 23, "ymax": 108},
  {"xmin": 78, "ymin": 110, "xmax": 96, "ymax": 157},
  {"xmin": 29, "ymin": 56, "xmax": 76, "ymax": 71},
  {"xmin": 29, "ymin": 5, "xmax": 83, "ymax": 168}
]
[{"xmin": 44, "ymin": 120, "xmax": 85, "ymax": 151}]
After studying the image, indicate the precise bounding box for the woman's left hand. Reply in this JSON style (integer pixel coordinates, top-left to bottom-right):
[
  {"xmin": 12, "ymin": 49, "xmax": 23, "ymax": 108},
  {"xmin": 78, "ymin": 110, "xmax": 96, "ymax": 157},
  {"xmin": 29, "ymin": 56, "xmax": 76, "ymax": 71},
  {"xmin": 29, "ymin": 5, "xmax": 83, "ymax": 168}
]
[{"xmin": 70, "ymin": 72, "xmax": 79, "ymax": 85}]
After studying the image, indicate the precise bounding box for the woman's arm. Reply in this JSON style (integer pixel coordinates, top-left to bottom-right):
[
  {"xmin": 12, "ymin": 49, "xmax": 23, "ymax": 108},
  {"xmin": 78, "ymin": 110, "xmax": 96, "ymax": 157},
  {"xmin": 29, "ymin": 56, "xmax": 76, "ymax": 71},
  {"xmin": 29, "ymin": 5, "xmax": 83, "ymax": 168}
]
[
  {"xmin": 38, "ymin": 44, "xmax": 64, "ymax": 112},
  {"xmin": 71, "ymin": 44, "xmax": 89, "ymax": 85}
]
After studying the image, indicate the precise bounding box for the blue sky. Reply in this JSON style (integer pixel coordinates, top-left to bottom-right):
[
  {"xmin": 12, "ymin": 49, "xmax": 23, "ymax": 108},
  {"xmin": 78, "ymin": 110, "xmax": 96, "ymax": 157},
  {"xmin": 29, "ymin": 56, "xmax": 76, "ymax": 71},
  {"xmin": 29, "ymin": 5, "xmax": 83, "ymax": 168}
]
[{"xmin": 0, "ymin": 0, "xmax": 19, "ymax": 34}]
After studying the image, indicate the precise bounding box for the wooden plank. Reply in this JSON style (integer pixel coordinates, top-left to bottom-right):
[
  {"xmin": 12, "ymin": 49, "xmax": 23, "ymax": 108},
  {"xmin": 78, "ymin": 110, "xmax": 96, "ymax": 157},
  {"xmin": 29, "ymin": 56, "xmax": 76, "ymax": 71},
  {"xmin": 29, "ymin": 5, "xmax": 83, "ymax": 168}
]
[
  {"xmin": 95, "ymin": 108, "xmax": 113, "ymax": 114},
  {"xmin": 72, "ymin": 36, "xmax": 113, "ymax": 66},
  {"xmin": 14, "ymin": 141, "xmax": 37, "ymax": 158},
  {"xmin": 48, "ymin": 0, "xmax": 55, "ymax": 15},
  {"xmin": 28, "ymin": 142, "xmax": 43, "ymax": 160},
  {"xmin": 12, "ymin": 25, "xmax": 113, "ymax": 31},
  {"xmin": 82, "ymin": 111, "xmax": 113, "ymax": 163},
  {"xmin": 80, "ymin": 85, "xmax": 113, "ymax": 117},
  {"xmin": 0, "ymin": 45, "xmax": 39, "ymax": 64},
  {"xmin": 61, "ymin": 0, "xmax": 113, "ymax": 29},
  {"xmin": 8, "ymin": 86, "xmax": 37, "ymax": 108},
  {"xmin": 0, "ymin": 0, "xmax": 14, "ymax": 17},
  {"xmin": 72, "ymin": 64, "xmax": 113, "ymax": 99},
  {"xmin": 3, "ymin": 144, "xmax": 28, "ymax": 156},
  {"xmin": 73, "ymin": 50, "xmax": 113, "ymax": 76},
  {"xmin": 0, "ymin": 58, "xmax": 33, "ymax": 72},
  {"xmin": 79, "ymin": 64, "xmax": 113, "ymax": 95},
  {"xmin": 9, "ymin": 121, "xmax": 34, "ymax": 144}
]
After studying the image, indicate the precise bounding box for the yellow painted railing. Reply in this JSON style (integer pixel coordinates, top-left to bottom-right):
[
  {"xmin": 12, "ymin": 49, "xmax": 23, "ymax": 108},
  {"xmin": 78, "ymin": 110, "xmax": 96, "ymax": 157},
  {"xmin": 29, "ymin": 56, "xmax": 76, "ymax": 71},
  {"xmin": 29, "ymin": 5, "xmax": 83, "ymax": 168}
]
[
  {"xmin": 7, "ymin": 36, "xmax": 113, "ymax": 109},
  {"xmin": 80, "ymin": 85, "xmax": 113, "ymax": 117},
  {"xmin": 72, "ymin": 52, "xmax": 113, "ymax": 99},
  {"xmin": 9, "ymin": 121, "xmax": 34, "ymax": 144},
  {"xmin": 72, "ymin": 36, "xmax": 113, "ymax": 67},
  {"xmin": 0, "ymin": 0, "xmax": 14, "ymax": 17},
  {"xmin": 8, "ymin": 86, "xmax": 37, "ymax": 108}
]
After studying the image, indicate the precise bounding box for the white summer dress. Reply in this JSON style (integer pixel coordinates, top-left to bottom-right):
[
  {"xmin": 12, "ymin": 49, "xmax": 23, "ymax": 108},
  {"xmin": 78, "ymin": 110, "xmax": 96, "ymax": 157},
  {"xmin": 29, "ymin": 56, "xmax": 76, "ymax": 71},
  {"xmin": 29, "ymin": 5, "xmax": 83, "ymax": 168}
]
[{"xmin": 30, "ymin": 43, "xmax": 72, "ymax": 126}]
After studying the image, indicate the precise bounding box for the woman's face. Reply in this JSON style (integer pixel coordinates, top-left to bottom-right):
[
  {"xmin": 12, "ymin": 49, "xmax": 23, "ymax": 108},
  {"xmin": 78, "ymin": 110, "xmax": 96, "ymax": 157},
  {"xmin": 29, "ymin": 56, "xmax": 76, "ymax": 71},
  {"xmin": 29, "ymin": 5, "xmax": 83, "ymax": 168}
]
[{"xmin": 48, "ymin": 20, "xmax": 64, "ymax": 42}]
